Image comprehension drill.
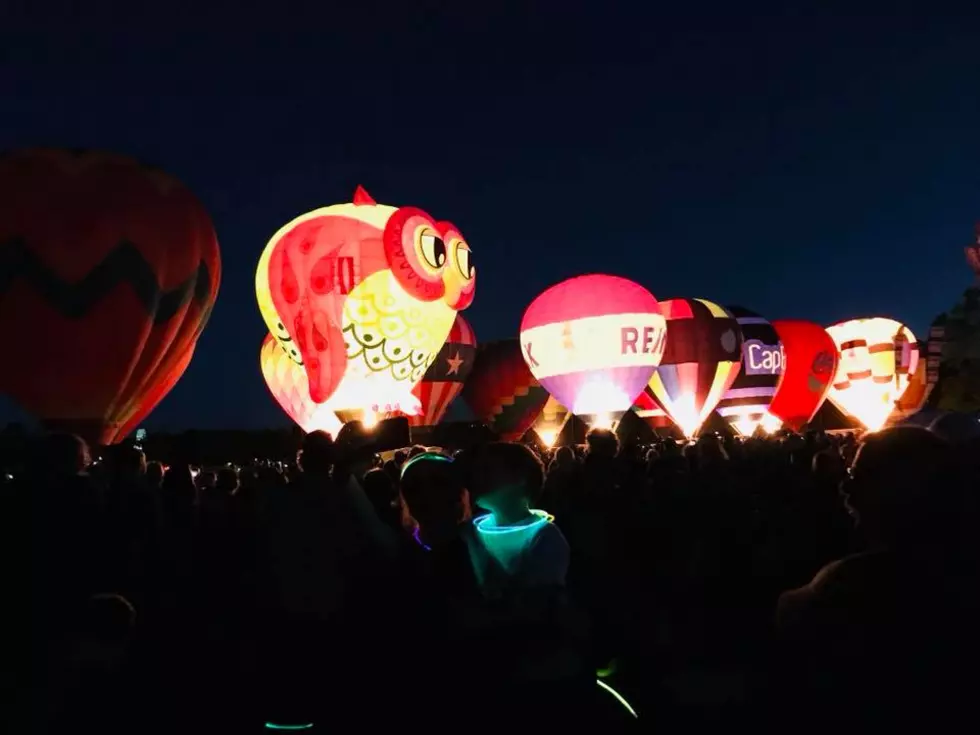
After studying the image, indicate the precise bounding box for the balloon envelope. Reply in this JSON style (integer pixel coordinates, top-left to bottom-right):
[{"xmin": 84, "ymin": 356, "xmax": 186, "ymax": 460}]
[
  {"xmin": 646, "ymin": 298, "xmax": 742, "ymax": 437},
  {"xmin": 0, "ymin": 149, "xmax": 220, "ymax": 444},
  {"xmin": 520, "ymin": 274, "xmax": 666, "ymax": 416},
  {"xmin": 715, "ymin": 306, "xmax": 784, "ymax": 435},
  {"xmin": 825, "ymin": 317, "xmax": 919, "ymax": 431},
  {"xmin": 461, "ymin": 339, "xmax": 550, "ymax": 441},
  {"xmin": 256, "ymin": 186, "xmax": 474, "ymax": 416},
  {"xmin": 767, "ymin": 320, "xmax": 838, "ymax": 431},
  {"xmin": 407, "ymin": 313, "xmax": 477, "ymax": 426},
  {"xmin": 260, "ymin": 334, "xmax": 343, "ymax": 437}
]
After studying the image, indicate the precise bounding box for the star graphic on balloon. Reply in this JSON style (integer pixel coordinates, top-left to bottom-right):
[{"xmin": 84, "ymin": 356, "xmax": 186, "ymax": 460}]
[{"xmin": 446, "ymin": 351, "xmax": 465, "ymax": 375}]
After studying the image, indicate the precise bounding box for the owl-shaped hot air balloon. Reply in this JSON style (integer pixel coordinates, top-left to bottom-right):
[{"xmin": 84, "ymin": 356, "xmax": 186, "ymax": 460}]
[
  {"xmin": 255, "ymin": 186, "xmax": 475, "ymax": 419},
  {"xmin": 260, "ymin": 335, "xmax": 343, "ymax": 437}
]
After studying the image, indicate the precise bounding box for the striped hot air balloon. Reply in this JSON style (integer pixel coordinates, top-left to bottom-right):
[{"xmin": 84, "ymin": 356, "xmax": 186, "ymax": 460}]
[
  {"xmin": 716, "ymin": 306, "xmax": 785, "ymax": 435},
  {"xmin": 461, "ymin": 339, "xmax": 550, "ymax": 441},
  {"xmin": 888, "ymin": 340, "xmax": 930, "ymax": 424},
  {"xmin": 520, "ymin": 274, "xmax": 667, "ymax": 427},
  {"xmin": 825, "ymin": 317, "xmax": 919, "ymax": 432},
  {"xmin": 645, "ymin": 298, "xmax": 743, "ymax": 437},
  {"xmin": 407, "ymin": 313, "xmax": 477, "ymax": 426}
]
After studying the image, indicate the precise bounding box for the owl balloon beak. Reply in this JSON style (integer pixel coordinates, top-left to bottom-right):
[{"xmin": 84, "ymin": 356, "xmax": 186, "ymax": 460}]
[{"xmin": 444, "ymin": 270, "xmax": 474, "ymax": 310}]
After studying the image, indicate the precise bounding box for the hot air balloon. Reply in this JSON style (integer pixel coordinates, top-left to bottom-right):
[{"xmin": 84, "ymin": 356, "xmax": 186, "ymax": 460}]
[
  {"xmin": 888, "ymin": 341, "xmax": 931, "ymax": 423},
  {"xmin": 461, "ymin": 340, "xmax": 550, "ymax": 441},
  {"xmin": 645, "ymin": 298, "xmax": 742, "ymax": 437},
  {"xmin": 260, "ymin": 334, "xmax": 343, "ymax": 437},
  {"xmin": 255, "ymin": 185, "xmax": 475, "ymax": 422},
  {"xmin": 767, "ymin": 320, "xmax": 838, "ymax": 431},
  {"xmin": 406, "ymin": 313, "xmax": 477, "ymax": 426},
  {"xmin": 714, "ymin": 306, "xmax": 785, "ymax": 435},
  {"xmin": 520, "ymin": 274, "xmax": 667, "ymax": 428},
  {"xmin": 928, "ymin": 225, "xmax": 980, "ymax": 413},
  {"xmin": 0, "ymin": 149, "xmax": 221, "ymax": 445},
  {"xmin": 532, "ymin": 396, "xmax": 571, "ymax": 447},
  {"xmin": 825, "ymin": 317, "xmax": 919, "ymax": 432}
]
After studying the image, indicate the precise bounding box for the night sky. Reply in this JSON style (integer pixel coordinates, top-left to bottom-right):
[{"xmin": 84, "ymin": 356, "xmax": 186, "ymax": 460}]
[{"xmin": 3, "ymin": 5, "xmax": 979, "ymax": 431}]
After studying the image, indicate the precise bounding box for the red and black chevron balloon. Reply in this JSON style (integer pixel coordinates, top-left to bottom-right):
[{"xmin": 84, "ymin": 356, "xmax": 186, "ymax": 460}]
[
  {"xmin": 461, "ymin": 339, "xmax": 550, "ymax": 441},
  {"xmin": 0, "ymin": 149, "xmax": 221, "ymax": 445}
]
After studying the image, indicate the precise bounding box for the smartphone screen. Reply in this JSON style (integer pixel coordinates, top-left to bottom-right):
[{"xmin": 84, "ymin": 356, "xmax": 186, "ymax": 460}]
[{"xmin": 336, "ymin": 417, "xmax": 412, "ymax": 459}]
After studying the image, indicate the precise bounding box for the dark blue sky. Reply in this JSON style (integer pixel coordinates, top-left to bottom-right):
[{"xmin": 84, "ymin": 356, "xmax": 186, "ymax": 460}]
[{"xmin": 3, "ymin": 4, "xmax": 978, "ymax": 430}]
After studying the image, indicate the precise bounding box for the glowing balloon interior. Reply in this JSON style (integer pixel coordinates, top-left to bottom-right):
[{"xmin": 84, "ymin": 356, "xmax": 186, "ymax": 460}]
[
  {"xmin": 520, "ymin": 274, "xmax": 666, "ymax": 416},
  {"xmin": 255, "ymin": 185, "xmax": 474, "ymax": 417},
  {"xmin": 260, "ymin": 335, "xmax": 343, "ymax": 437},
  {"xmin": 825, "ymin": 318, "xmax": 919, "ymax": 432},
  {"xmin": 646, "ymin": 298, "xmax": 743, "ymax": 437},
  {"xmin": 532, "ymin": 395, "xmax": 571, "ymax": 446}
]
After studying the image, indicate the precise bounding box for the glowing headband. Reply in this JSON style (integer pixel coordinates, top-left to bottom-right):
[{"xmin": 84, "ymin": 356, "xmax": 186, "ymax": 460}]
[{"xmin": 399, "ymin": 451, "xmax": 453, "ymax": 480}]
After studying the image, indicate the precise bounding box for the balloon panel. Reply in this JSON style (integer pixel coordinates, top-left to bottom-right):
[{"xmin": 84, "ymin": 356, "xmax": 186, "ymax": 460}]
[
  {"xmin": 826, "ymin": 317, "xmax": 919, "ymax": 431},
  {"xmin": 716, "ymin": 306, "xmax": 784, "ymax": 432},
  {"xmin": 768, "ymin": 319, "xmax": 838, "ymax": 431},
  {"xmin": 260, "ymin": 334, "xmax": 342, "ymax": 436},
  {"xmin": 461, "ymin": 339, "xmax": 550, "ymax": 441},
  {"xmin": 408, "ymin": 313, "xmax": 477, "ymax": 426},
  {"xmin": 646, "ymin": 298, "xmax": 742, "ymax": 437},
  {"xmin": 889, "ymin": 341, "xmax": 930, "ymax": 421},
  {"xmin": 256, "ymin": 186, "xmax": 474, "ymax": 415},
  {"xmin": 520, "ymin": 274, "xmax": 666, "ymax": 415},
  {"xmin": 0, "ymin": 149, "xmax": 220, "ymax": 444}
]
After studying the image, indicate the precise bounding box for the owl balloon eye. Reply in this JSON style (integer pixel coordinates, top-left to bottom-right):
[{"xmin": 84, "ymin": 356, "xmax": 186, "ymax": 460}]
[
  {"xmin": 454, "ymin": 242, "xmax": 474, "ymax": 280},
  {"xmin": 419, "ymin": 231, "xmax": 447, "ymax": 271}
]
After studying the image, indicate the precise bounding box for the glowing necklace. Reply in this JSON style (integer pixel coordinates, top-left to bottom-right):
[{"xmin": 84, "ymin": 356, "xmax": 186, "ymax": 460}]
[
  {"xmin": 473, "ymin": 509, "xmax": 554, "ymax": 535},
  {"xmin": 412, "ymin": 526, "xmax": 432, "ymax": 551}
]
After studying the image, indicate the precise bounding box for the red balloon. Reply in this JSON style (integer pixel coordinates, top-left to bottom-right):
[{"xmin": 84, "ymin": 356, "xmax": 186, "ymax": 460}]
[
  {"xmin": 768, "ymin": 319, "xmax": 838, "ymax": 431},
  {"xmin": 0, "ymin": 149, "xmax": 221, "ymax": 444},
  {"xmin": 408, "ymin": 314, "xmax": 477, "ymax": 426},
  {"xmin": 461, "ymin": 339, "xmax": 549, "ymax": 441}
]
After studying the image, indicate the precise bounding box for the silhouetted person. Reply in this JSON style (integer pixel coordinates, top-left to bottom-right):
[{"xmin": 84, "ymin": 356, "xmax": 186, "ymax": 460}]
[{"xmin": 776, "ymin": 426, "xmax": 980, "ymax": 727}]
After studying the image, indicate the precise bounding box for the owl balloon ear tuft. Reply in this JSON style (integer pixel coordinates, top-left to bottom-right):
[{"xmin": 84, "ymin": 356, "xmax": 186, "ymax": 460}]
[{"xmin": 353, "ymin": 185, "xmax": 376, "ymax": 206}]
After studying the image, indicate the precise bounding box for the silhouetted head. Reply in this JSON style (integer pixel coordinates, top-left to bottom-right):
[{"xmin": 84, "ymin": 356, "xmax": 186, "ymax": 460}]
[
  {"xmin": 38, "ymin": 432, "xmax": 91, "ymax": 478},
  {"xmin": 554, "ymin": 445, "xmax": 576, "ymax": 467},
  {"xmin": 145, "ymin": 461, "xmax": 165, "ymax": 489},
  {"xmin": 106, "ymin": 444, "xmax": 146, "ymax": 482},
  {"xmin": 842, "ymin": 426, "xmax": 955, "ymax": 546},
  {"xmin": 697, "ymin": 433, "xmax": 729, "ymax": 465},
  {"xmin": 298, "ymin": 430, "xmax": 336, "ymax": 475},
  {"xmin": 216, "ymin": 467, "xmax": 240, "ymax": 495},
  {"xmin": 401, "ymin": 452, "xmax": 467, "ymax": 533},
  {"xmin": 362, "ymin": 467, "xmax": 401, "ymax": 522},
  {"xmin": 586, "ymin": 428, "xmax": 619, "ymax": 460},
  {"xmin": 468, "ymin": 442, "xmax": 544, "ymax": 516}
]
